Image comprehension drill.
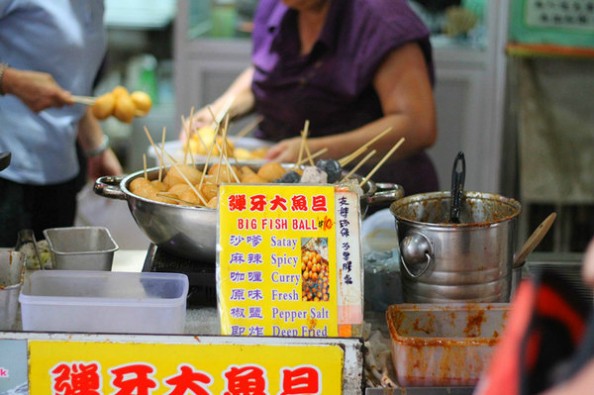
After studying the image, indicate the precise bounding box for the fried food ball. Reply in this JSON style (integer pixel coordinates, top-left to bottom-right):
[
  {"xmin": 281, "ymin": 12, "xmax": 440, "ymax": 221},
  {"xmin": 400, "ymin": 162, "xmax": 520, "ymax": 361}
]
[
  {"xmin": 206, "ymin": 196, "xmax": 219, "ymax": 208},
  {"xmin": 179, "ymin": 189, "xmax": 202, "ymax": 206},
  {"xmin": 200, "ymin": 182, "xmax": 219, "ymax": 202},
  {"xmin": 251, "ymin": 147, "xmax": 269, "ymax": 159},
  {"xmin": 151, "ymin": 180, "xmax": 167, "ymax": 192},
  {"xmin": 163, "ymin": 164, "xmax": 203, "ymax": 187},
  {"xmin": 112, "ymin": 85, "xmax": 129, "ymax": 98},
  {"xmin": 113, "ymin": 93, "xmax": 136, "ymax": 123},
  {"xmin": 186, "ymin": 126, "xmax": 235, "ymax": 156},
  {"xmin": 257, "ymin": 161, "xmax": 287, "ymax": 182},
  {"xmin": 207, "ymin": 164, "xmax": 238, "ymax": 183},
  {"xmin": 188, "ymin": 126, "xmax": 216, "ymax": 155},
  {"xmin": 167, "ymin": 183, "xmax": 191, "ymax": 196},
  {"xmin": 129, "ymin": 177, "xmax": 151, "ymax": 194},
  {"xmin": 91, "ymin": 93, "xmax": 116, "ymax": 120},
  {"xmin": 234, "ymin": 148, "xmax": 253, "ymax": 160},
  {"xmin": 132, "ymin": 183, "xmax": 159, "ymax": 200},
  {"xmin": 130, "ymin": 91, "xmax": 152, "ymax": 116},
  {"xmin": 241, "ymin": 173, "xmax": 268, "ymax": 184}
]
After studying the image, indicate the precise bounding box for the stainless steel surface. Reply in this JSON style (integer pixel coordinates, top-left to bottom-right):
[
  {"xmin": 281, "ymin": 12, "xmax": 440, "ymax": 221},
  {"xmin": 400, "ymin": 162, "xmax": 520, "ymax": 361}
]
[
  {"xmin": 0, "ymin": 250, "xmax": 25, "ymax": 331},
  {"xmin": 391, "ymin": 191, "xmax": 522, "ymax": 303},
  {"xmin": 94, "ymin": 164, "xmax": 403, "ymax": 261},
  {"xmin": 43, "ymin": 226, "xmax": 119, "ymax": 271}
]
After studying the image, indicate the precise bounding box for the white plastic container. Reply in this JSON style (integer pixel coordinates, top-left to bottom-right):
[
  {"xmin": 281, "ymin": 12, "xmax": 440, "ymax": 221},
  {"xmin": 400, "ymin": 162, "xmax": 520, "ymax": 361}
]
[{"xmin": 20, "ymin": 270, "xmax": 188, "ymax": 334}]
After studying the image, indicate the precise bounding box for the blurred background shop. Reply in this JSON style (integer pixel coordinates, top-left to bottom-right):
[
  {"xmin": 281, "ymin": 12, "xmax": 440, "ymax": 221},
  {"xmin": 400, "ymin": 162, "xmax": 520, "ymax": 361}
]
[{"xmin": 90, "ymin": 0, "xmax": 593, "ymax": 255}]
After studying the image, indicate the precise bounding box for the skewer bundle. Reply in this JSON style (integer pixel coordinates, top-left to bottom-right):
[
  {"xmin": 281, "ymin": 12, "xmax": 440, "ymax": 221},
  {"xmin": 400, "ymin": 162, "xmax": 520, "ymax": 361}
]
[{"xmin": 132, "ymin": 115, "xmax": 405, "ymax": 209}]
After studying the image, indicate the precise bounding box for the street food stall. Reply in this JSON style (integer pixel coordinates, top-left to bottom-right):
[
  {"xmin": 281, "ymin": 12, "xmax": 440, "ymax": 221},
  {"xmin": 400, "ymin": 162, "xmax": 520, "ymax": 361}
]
[
  {"xmin": 1, "ymin": 123, "xmax": 537, "ymax": 394},
  {"xmin": 3, "ymin": 1, "xmax": 594, "ymax": 393},
  {"xmin": 1, "ymin": 122, "xmax": 590, "ymax": 393}
]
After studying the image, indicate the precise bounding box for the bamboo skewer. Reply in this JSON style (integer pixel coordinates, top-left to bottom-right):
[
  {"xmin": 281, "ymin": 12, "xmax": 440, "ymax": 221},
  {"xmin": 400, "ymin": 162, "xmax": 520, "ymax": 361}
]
[
  {"xmin": 340, "ymin": 149, "xmax": 376, "ymax": 183},
  {"xmin": 215, "ymin": 116, "xmax": 228, "ymax": 184},
  {"xmin": 142, "ymin": 154, "xmax": 148, "ymax": 180},
  {"xmin": 235, "ymin": 115, "xmax": 263, "ymax": 139},
  {"xmin": 296, "ymin": 120, "xmax": 309, "ymax": 166},
  {"xmin": 339, "ymin": 126, "xmax": 393, "ymax": 167},
  {"xmin": 303, "ymin": 132, "xmax": 315, "ymax": 166},
  {"xmin": 359, "ymin": 137, "xmax": 405, "ymax": 188},
  {"xmin": 295, "ymin": 148, "xmax": 328, "ymax": 167},
  {"xmin": 71, "ymin": 95, "xmax": 96, "ymax": 105},
  {"xmin": 143, "ymin": 126, "xmax": 164, "ymax": 168},
  {"xmin": 158, "ymin": 127, "xmax": 166, "ymax": 182},
  {"xmin": 214, "ymin": 95, "xmax": 236, "ymax": 126},
  {"xmin": 182, "ymin": 107, "xmax": 195, "ymax": 164},
  {"xmin": 197, "ymin": 121, "xmax": 220, "ymax": 193},
  {"xmin": 155, "ymin": 192, "xmax": 199, "ymax": 207},
  {"xmin": 164, "ymin": 151, "xmax": 208, "ymax": 206}
]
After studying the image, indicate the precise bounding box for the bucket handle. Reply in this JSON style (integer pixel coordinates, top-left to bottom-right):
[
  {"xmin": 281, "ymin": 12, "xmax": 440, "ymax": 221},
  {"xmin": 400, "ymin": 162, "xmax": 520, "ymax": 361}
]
[{"xmin": 400, "ymin": 232, "xmax": 433, "ymax": 278}]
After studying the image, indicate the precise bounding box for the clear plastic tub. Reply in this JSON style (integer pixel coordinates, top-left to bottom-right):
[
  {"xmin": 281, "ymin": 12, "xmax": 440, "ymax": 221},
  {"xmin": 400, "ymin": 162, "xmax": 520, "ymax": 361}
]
[
  {"xmin": 43, "ymin": 226, "xmax": 119, "ymax": 270},
  {"xmin": 20, "ymin": 270, "xmax": 188, "ymax": 334},
  {"xmin": 386, "ymin": 303, "xmax": 510, "ymax": 387}
]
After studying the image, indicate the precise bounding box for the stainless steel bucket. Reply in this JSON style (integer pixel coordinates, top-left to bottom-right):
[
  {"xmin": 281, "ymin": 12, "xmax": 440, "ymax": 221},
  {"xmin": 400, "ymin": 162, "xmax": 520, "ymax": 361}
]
[
  {"xmin": 0, "ymin": 250, "xmax": 25, "ymax": 330},
  {"xmin": 390, "ymin": 191, "xmax": 521, "ymax": 303}
]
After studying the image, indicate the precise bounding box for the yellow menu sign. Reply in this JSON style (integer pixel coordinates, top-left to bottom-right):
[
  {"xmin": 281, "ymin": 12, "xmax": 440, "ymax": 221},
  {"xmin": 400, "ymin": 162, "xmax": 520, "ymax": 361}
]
[
  {"xmin": 28, "ymin": 341, "xmax": 344, "ymax": 394},
  {"xmin": 218, "ymin": 184, "xmax": 338, "ymax": 337}
]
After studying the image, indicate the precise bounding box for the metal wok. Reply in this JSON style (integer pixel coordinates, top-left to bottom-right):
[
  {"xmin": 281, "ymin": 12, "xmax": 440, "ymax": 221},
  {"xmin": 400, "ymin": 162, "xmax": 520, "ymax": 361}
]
[{"xmin": 94, "ymin": 163, "xmax": 403, "ymax": 262}]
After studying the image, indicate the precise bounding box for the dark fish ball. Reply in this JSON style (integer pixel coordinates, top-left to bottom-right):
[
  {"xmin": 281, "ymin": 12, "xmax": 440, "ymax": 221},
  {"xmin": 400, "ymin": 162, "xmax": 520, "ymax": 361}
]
[
  {"xmin": 316, "ymin": 159, "xmax": 342, "ymax": 183},
  {"xmin": 275, "ymin": 170, "xmax": 301, "ymax": 183}
]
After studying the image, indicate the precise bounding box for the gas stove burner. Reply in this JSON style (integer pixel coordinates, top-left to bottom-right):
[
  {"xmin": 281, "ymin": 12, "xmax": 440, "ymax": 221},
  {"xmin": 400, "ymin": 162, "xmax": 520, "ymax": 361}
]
[{"xmin": 143, "ymin": 244, "xmax": 217, "ymax": 307}]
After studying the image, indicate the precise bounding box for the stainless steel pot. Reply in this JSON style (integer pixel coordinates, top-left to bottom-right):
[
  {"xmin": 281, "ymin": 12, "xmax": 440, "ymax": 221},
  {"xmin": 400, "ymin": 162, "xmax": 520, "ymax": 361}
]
[
  {"xmin": 390, "ymin": 191, "xmax": 521, "ymax": 303},
  {"xmin": 94, "ymin": 164, "xmax": 403, "ymax": 261}
]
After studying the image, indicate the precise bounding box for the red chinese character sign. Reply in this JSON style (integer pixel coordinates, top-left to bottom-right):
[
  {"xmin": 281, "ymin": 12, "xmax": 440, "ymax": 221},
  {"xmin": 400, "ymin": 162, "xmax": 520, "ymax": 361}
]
[
  {"xmin": 28, "ymin": 341, "xmax": 344, "ymax": 394},
  {"xmin": 217, "ymin": 184, "xmax": 339, "ymax": 337}
]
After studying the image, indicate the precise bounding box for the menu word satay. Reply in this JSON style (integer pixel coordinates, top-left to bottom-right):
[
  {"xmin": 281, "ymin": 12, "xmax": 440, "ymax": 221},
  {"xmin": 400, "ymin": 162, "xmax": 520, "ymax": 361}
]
[{"xmin": 218, "ymin": 184, "xmax": 338, "ymax": 337}]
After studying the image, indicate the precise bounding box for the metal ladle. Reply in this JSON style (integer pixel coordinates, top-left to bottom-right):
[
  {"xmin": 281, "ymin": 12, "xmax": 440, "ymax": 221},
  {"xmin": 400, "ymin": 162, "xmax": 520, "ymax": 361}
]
[{"xmin": 449, "ymin": 151, "xmax": 465, "ymax": 223}]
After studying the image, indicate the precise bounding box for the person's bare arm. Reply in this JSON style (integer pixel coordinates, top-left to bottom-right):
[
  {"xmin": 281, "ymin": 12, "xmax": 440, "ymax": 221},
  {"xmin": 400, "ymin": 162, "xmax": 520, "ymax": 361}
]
[
  {"xmin": 77, "ymin": 108, "xmax": 122, "ymax": 180},
  {"xmin": 266, "ymin": 42, "xmax": 437, "ymax": 163},
  {"xmin": 0, "ymin": 67, "xmax": 74, "ymax": 112}
]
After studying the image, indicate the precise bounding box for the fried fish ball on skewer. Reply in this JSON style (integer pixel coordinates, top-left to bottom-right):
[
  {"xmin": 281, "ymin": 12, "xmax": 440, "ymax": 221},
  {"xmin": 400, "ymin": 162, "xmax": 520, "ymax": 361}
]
[
  {"xmin": 92, "ymin": 93, "xmax": 116, "ymax": 120},
  {"xmin": 163, "ymin": 164, "xmax": 203, "ymax": 187},
  {"xmin": 167, "ymin": 183, "xmax": 191, "ymax": 197},
  {"xmin": 130, "ymin": 91, "xmax": 152, "ymax": 116},
  {"xmin": 200, "ymin": 182, "xmax": 220, "ymax": 202},
  {"xmin": 207, "ymin": 163, "xmax": 239, "ymax": 184},
  {"xmin": 178, "ymin": 189, "xmax": 203, "ymax": 206},
  {"xmin": 257, "ymin": 161, "xmax": 287, "ymax": 182},
  {"xmin": 241, "ymin": 173, "xmax": 269, "ymax": 184},
  {"xmin": 239, "ymin": 166, "xmax": 268, "ymax": 184},
  {"xmin": 130, "ymin": 179, "xmax": 176, "ymax": 204},
  {"xmin": 129, "ymin": 177, "xmax": 151, "ymax": 194},
  {"xmin": 206, "ymin": 196, "xmax": 219, "ymax": 209},
  {"xmin": 151, "ymin": 180, "xmax": 167, "ymax": 192}
]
